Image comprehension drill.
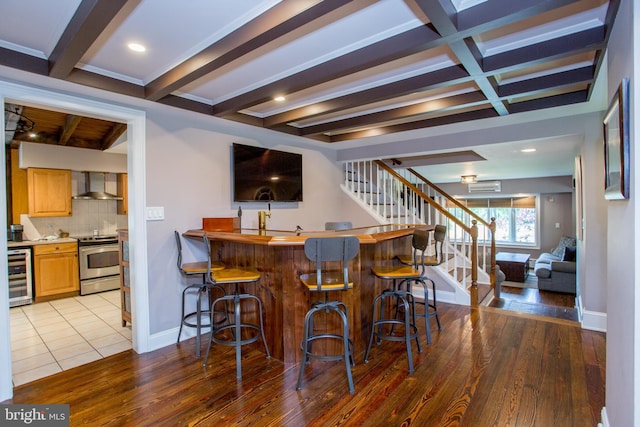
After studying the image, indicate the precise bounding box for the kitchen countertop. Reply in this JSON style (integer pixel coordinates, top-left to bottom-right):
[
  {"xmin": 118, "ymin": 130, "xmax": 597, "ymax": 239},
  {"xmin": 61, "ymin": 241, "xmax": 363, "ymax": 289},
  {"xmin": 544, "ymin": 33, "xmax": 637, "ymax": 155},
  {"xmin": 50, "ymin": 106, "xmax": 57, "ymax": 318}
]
[{"xmin": 8, "ymin": 237, "xmax": 79, "ymax": 248}]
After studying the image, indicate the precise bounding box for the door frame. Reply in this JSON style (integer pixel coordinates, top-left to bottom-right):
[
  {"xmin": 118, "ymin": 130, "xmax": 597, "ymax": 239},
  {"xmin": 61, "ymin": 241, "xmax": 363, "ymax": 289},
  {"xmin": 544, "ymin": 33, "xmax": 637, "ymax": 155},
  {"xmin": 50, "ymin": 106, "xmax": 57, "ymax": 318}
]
[{"xmin": 0, "ymin": 80, "xmax": 150, "ymax": 401}]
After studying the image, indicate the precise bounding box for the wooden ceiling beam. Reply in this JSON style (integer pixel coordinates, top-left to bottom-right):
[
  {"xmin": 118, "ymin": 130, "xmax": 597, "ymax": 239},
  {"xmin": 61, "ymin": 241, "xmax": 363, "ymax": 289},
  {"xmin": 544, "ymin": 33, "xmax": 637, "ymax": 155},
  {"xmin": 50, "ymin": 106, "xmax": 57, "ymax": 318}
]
[
  {"xmin": 145, "ymin": 0, "xmax": 366, "ymax": 102},
  {"xmin": 212, "ymin": 25, "xmax": 443, "ymax": 116},
  {"xmin": 58, "ymin": 115, "xmax": 82, "ymax": 146},
  {"xmin": 263, "ymin": 65, "xmax": 468, "ymax": 128},
  {"xmin": 100, "ymin": 123, "xmax": 127, "ymax": 150},
  {"xmin": 498, "ymin": 66, "xmax": 594, "ymax": 98},
  {"xmin": 299, "ymin": 91, "xmax": 488, "ymax": 136},
  {"xmin": 328, "ymin": 108, "xmax": 499, "ymax": 142},
  {"xmin": 49, "ymin": 0, "xmax": 128, "ymax": 79},
  {"xmin": 483, "ymin": 27, "xmax": 606, "ymax": 72}
]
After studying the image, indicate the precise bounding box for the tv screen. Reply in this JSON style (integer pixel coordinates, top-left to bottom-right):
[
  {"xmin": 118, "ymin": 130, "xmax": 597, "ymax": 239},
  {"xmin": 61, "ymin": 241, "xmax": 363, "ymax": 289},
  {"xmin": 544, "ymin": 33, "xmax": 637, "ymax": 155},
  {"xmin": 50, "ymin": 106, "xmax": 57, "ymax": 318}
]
[{"xmin": 232, "ymin": 143, "xmax": 303, "ymax": 202}]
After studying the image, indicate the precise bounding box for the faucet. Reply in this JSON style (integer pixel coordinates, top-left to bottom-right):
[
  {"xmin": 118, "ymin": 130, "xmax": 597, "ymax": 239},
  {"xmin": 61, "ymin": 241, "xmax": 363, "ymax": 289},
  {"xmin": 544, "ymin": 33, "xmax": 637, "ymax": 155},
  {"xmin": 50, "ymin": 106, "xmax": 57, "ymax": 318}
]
[{"xmin": 258, "ymin": 210, "xmax": 271, "ymax": 230}]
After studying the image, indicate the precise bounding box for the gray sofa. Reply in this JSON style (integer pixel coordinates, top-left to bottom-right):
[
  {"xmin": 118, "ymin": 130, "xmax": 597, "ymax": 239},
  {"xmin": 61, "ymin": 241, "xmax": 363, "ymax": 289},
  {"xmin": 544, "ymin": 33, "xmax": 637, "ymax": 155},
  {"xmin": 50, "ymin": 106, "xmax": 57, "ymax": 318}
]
[{"xmin": 533, "ymin": 236, "xmax": 576, "ymax": 294}]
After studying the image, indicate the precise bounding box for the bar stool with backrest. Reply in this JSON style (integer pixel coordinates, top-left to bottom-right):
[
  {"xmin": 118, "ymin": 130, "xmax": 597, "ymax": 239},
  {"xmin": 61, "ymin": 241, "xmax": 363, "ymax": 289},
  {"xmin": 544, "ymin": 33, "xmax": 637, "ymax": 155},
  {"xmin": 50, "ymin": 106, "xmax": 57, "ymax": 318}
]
[
  {"xmin": 396, "ymin": 225, "xmax": 445, "ymax": 342},
  {"xmin": 296, "ymin": 236, "xmax": 360, "ymax": 394},
  {"xmin": 365, "ymin": 235, "xmax": 424, "ymax": 373},
  {"xmin": 201, "ymin": 234, "xmax": 270, "ymax": 379},
  {"xmin": 175, "ymin": 230, "xmax": 226, "ymax": 357}
]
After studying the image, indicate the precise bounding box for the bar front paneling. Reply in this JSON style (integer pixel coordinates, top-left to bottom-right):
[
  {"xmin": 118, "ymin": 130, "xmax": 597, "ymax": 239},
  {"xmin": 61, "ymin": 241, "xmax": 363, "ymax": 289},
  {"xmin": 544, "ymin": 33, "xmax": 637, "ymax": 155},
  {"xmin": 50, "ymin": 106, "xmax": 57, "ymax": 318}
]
[{"xmin": 184, "ymin": 225, "xmax": 423, "ymax": 364}]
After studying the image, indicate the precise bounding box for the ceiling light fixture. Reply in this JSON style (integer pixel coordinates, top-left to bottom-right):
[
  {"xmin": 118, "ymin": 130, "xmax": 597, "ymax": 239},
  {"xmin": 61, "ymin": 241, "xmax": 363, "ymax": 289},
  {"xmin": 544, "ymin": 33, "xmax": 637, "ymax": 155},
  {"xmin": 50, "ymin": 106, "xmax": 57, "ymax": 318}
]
[
  {"xmin": 521, "ymin": 148, "xmax": 536, "ymax": 153},
  {"xmin": 461, "ymin": 175, "xmax": 477, "ymax": 184},
  {"xmin": 274, "ymin": 95, "xmax": 286, "ymax": 102},
  {"xmin": 127, "ymin": 43, "xmax": 146, "ymax": 52}
]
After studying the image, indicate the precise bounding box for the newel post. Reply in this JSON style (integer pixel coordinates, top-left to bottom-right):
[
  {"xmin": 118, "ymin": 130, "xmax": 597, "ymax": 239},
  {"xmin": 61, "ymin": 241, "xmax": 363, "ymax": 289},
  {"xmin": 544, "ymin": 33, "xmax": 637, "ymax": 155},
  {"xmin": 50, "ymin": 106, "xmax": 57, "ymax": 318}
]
[
  {"xmin": 489, "ymin": 217, "xmax": 497, "ymax": 296},
  {"xmin": 470, "ymin": 220, "xmax": 478, "ymax": 305}
]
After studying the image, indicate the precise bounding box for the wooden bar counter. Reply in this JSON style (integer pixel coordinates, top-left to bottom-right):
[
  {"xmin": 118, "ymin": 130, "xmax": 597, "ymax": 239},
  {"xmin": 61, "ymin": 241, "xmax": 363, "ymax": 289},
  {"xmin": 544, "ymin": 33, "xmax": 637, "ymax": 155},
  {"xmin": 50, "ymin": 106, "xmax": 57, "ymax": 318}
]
[{"xmin": 183, "ymin": 224, "xmax": 431, "ymax": 365}]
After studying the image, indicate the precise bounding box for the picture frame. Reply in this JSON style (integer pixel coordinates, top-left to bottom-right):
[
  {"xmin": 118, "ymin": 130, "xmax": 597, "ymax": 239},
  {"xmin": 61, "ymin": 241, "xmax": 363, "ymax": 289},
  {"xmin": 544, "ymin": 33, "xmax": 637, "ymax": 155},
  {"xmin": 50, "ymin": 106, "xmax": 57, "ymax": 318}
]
[{"xmin": 603, "ymin": 77, "xmax": 630, "ymax": 200}]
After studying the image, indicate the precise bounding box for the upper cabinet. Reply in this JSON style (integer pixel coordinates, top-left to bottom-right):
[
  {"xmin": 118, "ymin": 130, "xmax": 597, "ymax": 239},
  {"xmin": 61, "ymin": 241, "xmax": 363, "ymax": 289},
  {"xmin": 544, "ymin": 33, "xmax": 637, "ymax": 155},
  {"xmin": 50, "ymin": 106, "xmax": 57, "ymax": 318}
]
[
  {"xmin": 117, "ymin": 173, "xmax": 128, "ymax": 215},
  {"xmin": 27, "ymin": 168, "xmax": 72, "ymax": 217}
]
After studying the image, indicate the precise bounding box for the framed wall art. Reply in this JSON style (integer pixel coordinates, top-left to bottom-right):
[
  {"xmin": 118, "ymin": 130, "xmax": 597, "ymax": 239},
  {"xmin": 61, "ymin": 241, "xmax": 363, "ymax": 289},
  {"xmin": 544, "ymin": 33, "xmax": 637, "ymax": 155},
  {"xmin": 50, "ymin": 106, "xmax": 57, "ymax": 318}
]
[{"xmin": 603, "ymin": 77, "xmax": 630, "ymax": 200}]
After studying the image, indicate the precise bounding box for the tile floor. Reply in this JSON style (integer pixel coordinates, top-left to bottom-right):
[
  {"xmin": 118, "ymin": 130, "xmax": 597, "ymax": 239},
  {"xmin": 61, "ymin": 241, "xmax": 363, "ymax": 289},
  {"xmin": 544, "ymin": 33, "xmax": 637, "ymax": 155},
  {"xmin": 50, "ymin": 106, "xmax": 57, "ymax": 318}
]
[{"xmin": 9, "ymin": 290, "xmax": 132, "ymax": 387}]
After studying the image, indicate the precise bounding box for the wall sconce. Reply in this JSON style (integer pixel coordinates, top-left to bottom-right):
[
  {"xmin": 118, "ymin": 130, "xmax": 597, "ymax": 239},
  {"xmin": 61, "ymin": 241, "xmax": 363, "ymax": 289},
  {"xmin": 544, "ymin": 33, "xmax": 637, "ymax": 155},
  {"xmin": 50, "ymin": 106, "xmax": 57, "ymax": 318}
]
[{"xmin": 460, "ymin": 175, "xmax": 477, "ymax": 184}]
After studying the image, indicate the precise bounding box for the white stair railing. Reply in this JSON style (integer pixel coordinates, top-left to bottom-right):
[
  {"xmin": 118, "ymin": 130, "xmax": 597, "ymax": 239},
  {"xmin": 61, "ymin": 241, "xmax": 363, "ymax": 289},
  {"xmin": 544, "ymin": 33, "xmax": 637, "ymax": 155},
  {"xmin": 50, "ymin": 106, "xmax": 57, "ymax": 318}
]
[{"xmin": 342, "ymin": 160, "xmax": 496, "ymax": 298}]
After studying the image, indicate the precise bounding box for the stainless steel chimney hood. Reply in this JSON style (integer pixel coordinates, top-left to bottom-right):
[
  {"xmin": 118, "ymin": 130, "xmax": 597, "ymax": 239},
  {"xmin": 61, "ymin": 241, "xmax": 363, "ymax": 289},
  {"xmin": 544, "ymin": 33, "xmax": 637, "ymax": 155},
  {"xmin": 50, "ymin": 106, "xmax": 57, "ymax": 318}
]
[{"xmin": 73, "ymin": 172, "xmax": 123, "ymax": 200}]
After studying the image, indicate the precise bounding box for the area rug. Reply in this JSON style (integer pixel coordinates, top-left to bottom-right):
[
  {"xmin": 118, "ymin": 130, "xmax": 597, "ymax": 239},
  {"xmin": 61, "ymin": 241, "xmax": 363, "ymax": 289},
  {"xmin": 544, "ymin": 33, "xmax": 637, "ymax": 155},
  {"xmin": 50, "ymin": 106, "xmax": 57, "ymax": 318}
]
[{"xmin": 502, "ymin": 274, "xmax": 538, "ymax": 289}]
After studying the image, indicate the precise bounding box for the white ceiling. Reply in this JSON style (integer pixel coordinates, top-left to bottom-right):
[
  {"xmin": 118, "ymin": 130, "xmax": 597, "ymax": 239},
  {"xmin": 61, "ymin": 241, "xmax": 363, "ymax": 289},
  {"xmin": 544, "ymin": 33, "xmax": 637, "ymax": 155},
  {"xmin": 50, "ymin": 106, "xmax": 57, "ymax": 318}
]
[{"xmin": 0, "ymin": 0, "xmax": 615, "ymax": 183}]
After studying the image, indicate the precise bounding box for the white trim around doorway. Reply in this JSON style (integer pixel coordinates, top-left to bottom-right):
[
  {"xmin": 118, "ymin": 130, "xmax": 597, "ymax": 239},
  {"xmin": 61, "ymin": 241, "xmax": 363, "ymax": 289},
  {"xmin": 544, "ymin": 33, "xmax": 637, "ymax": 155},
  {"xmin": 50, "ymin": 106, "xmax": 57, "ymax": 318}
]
[{"xmin": 0, "ymin": 80, "xmax": 150, "ymax": 401}]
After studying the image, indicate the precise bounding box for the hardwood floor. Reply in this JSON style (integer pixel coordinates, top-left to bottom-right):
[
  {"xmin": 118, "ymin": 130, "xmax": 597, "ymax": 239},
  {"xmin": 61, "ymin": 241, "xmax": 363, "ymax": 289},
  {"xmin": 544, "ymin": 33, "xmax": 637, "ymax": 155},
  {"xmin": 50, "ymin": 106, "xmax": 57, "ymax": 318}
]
[
  {"xmin": 4, "ymin": 302, "xmax": 605, "ymax": 426},
  {"xmin": 489, "ymin": 285, "xmax": 579, "ymax": 321}
]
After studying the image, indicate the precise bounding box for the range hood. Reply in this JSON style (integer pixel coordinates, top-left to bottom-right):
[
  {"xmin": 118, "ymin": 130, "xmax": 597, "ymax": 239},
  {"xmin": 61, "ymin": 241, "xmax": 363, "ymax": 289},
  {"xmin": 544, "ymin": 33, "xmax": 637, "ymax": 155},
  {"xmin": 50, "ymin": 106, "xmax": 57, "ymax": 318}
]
[{"xmin": 73, "ymin": 172, "xmax": 123, "ymax": 200}]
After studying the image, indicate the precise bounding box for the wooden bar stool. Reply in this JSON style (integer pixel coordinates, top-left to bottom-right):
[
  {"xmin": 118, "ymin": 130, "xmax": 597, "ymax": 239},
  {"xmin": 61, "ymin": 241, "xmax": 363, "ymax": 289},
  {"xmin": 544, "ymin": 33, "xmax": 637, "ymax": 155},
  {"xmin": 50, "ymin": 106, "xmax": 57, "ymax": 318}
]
[
  {"xmin": 201, "ymin": 234, "xmax": 270, "ymax": 379},
  {"xmin": 396, "ymin": 226, "xmax": 445, "ymax": 343},
  {"xmin": 364, "ymin": 264, "xmax": 422, "ymax": 373},
  {"xmin": 296, "ymin": 236, "xmax": 360, "ymax": 393},
  {"xmin": 175, "ymin": 231, "xmax": 226, "ymax": 357}
]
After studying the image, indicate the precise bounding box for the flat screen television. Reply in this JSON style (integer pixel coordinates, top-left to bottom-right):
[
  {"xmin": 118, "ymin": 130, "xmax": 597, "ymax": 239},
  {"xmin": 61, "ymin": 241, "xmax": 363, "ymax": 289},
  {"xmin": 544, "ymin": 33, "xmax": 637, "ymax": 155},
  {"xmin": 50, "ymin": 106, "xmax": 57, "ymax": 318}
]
[{"xmin": 232, "ymin": 143, "xmax": 303, "ymax": 202}]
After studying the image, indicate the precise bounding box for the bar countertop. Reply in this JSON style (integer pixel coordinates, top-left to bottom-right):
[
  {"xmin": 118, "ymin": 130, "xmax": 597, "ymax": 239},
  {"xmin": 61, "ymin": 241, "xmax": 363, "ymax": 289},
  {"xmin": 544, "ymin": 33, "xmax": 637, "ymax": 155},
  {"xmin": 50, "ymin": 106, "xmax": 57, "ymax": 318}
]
[{"xmin": 183, "ymin": 224, "xmax": 432, "ymax": 246}]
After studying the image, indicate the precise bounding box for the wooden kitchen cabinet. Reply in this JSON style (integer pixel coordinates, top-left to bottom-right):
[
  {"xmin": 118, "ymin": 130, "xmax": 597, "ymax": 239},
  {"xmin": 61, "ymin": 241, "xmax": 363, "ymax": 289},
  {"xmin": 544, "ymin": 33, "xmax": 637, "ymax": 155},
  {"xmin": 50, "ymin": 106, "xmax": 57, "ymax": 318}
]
[
  {"xmin": 118, "ymin": 230, "xmax": 131, "ymax": 326},
  {"xmin": 33, "ymin": 242, "xmax": 79, "ymax": 302},
  {"xmin": 117, "ymin": 173, "xmax": 128, "ymax": 215},
  {"xmin": 27, "ymin": 168, "xmax": 72, "ymax": 217}
]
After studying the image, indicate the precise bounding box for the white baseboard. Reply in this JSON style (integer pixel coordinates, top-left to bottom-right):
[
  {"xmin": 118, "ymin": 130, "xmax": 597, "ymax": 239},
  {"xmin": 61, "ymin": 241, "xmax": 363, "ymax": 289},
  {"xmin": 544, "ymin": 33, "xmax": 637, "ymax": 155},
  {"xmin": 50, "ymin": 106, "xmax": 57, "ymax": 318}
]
[
  {"xmin": 147, "ymin": 325, "xmax": 212, "ymax": 353},
  {"xmin": 599, "ymin": 406, "xmax": 609, "ymax": 427},
  {"xmin": 581, "ymin": 309, "xmax": 607, "ymax": 332}
]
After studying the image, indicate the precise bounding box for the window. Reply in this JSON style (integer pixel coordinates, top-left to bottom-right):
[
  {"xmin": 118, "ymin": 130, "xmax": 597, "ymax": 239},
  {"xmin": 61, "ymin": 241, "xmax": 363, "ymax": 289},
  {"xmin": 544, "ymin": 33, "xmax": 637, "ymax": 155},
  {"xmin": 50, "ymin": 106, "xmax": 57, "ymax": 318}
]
[{"xmin": 448, "ymin": 196, "xmax": 538, "ymax": 246}]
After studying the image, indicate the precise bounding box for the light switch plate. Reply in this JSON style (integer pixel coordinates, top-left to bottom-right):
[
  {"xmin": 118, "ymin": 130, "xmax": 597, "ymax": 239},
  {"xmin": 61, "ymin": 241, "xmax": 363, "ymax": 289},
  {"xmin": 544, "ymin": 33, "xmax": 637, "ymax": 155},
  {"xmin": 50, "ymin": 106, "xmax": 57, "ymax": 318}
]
[{"xmin": 146, "ymin": 206, "xmax": 165, "ymax": 221}]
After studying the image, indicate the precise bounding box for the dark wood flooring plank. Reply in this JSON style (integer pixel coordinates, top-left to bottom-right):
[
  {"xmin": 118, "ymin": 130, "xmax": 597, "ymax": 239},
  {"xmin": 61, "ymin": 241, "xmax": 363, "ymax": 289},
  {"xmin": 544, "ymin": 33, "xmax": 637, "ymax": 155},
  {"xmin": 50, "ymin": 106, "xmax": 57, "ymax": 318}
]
[{"xmin": 4, "ymin": 303, "xmax": 605, "ymax": 426}]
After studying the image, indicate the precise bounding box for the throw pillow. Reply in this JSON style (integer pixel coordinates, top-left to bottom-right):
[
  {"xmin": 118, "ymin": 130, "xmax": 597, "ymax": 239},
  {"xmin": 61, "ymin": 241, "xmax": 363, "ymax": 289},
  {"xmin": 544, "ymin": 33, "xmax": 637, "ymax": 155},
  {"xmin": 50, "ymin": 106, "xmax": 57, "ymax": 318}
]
[
  {"xmin": 562, "ymin": 245, "xmax": 576, "ymax": 262},
  {"xmin": 552, "ymin": 235, "xmax": 577, "ymax": 257}
]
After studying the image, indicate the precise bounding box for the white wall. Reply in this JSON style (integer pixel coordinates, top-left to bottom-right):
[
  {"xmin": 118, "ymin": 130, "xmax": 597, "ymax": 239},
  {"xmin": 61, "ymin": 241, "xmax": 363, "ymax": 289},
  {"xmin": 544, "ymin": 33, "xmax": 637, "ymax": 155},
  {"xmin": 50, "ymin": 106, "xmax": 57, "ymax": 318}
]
[{"xmin": 602, "ymin": 0, "xmax": 638, "ymax": 425}]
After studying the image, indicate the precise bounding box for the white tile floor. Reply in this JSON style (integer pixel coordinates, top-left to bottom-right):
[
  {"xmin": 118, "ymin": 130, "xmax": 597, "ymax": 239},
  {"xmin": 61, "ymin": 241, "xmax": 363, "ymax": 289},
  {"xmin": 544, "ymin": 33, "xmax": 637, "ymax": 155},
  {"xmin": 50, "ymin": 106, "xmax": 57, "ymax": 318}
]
[{"xmin": 9, "ymin": 290, "xmax": 132, "ymax": 387}]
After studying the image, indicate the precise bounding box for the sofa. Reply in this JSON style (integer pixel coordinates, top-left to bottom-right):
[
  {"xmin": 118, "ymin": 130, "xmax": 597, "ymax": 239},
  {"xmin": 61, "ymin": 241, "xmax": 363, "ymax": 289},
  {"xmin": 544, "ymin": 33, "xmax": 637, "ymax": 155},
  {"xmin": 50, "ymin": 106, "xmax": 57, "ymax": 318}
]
[{"xmin": 533, "ymin": 236, "xmax": 576, "ymax": 294}]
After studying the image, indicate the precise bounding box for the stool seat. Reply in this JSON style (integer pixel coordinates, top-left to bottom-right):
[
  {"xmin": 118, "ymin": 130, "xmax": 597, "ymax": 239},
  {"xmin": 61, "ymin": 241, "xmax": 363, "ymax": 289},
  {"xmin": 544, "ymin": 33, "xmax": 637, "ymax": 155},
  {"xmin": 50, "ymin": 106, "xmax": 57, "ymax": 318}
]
[
  {"xmin": 396, "ymin": 253, "xmax": 439, "ymax": 266},
  {"xmin": 300, "ymin": 272, "xmax": 354, "ymax": 290},
  {"xmin": 211, "ymin": 267, "xmax": 260, "ymax": 283},
  {"xmin": 371, "ymin": 264, "xmax": 422, "ymax": 279},
  {"xmin": 181, "ymin": 260, "xmax": 223, "ymax": 274}
]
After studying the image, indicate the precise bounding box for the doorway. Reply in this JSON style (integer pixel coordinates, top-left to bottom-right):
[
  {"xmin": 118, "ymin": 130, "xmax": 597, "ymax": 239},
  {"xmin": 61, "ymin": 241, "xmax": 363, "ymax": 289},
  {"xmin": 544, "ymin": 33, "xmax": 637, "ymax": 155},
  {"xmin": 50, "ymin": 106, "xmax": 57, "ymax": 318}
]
[{"xmin": 0, "ymin": 80, "xmax": 150, "ymax": 400}]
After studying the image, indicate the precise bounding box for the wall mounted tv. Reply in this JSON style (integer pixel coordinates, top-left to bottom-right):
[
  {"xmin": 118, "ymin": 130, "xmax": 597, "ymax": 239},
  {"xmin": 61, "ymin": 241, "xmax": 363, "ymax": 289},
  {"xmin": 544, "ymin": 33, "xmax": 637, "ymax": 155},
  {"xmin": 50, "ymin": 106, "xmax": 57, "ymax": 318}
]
[{"xmin": 232, "ymin": 143, "xmax": 303, "ymax": 202}]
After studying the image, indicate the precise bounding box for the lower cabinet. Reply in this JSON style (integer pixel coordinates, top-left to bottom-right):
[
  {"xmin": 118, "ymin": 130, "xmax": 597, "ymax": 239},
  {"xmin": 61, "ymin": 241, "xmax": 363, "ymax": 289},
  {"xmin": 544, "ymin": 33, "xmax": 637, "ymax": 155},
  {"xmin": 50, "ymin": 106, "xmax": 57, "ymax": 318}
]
[{"xmin": 33, "ymin": 242, "xmax": 79, "ymax": 302}]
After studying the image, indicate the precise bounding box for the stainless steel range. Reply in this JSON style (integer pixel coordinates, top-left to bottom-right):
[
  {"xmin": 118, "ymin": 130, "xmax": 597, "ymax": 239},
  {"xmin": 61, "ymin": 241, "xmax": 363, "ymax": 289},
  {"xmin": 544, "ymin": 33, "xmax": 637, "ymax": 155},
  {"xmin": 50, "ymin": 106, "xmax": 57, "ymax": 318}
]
[{"xmin": 77, "ymin": 235, "xmax": 120, "ymax": 295}]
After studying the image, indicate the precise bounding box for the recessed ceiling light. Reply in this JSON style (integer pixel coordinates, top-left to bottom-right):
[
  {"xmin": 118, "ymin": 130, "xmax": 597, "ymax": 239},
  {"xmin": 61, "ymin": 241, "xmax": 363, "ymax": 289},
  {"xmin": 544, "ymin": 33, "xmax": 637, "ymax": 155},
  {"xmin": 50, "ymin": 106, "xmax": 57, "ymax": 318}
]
[
  {"xmin": 127, "ymin": 43, "xmax": 146, "ymax": 52},
  {"xmin": 521, "ymin": 148, "xmax": 536, "ymax": 153},
  {"xmin": 274, "ymin": 96, "xmax": 286, "ymax": 102}
]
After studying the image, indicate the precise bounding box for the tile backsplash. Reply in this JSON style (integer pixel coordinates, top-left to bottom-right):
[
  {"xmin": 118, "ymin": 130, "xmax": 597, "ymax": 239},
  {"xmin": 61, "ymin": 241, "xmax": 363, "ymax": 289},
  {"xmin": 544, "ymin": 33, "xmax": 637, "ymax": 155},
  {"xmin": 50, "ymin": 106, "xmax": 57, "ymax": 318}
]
[{"xmin": 21, "ymin": 199, "xmax": 127, "ymax": 239}]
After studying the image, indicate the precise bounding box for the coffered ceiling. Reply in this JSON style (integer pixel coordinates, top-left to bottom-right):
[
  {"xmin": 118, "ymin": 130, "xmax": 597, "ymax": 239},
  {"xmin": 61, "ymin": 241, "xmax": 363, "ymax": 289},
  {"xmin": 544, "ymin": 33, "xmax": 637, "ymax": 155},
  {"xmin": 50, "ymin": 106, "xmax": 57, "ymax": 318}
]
[{"xmin": 0, "ymin": 0, "xmax": 618, "ymax": 151}]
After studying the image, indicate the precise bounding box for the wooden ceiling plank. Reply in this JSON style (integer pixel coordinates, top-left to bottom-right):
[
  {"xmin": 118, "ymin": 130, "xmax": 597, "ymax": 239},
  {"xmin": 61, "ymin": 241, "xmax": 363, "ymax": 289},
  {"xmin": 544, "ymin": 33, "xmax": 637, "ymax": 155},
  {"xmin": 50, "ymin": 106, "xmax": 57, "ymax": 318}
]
[
  {"xmin": 300, "ymin": 91, "xmax": 487, "ymax": 136},
  {"xmin": 145, "ymin": 0, "xmax": 363, "ymax": 102},
  {"xmin": 263, "ymin": 65, "xmax": 469, "ymax": 128},
  {"xmin": 212, "ymin": 25, "xmax": 443, "ymax": 116},
  {"xmin": 58, "ymin": 115, "xmax": 82, "ymax": 146},
  {"xmin": 49, "ymin": 0, "xmax": 129, "ymax": 79}
]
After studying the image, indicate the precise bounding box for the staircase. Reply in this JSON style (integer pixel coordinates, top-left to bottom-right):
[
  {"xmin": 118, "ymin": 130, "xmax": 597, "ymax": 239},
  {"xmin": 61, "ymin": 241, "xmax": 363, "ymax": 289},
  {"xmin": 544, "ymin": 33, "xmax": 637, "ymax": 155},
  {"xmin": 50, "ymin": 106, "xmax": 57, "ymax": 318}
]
[{"xmin": 341, "ymin": 160, "xmax": 497, "ymax": 306}]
